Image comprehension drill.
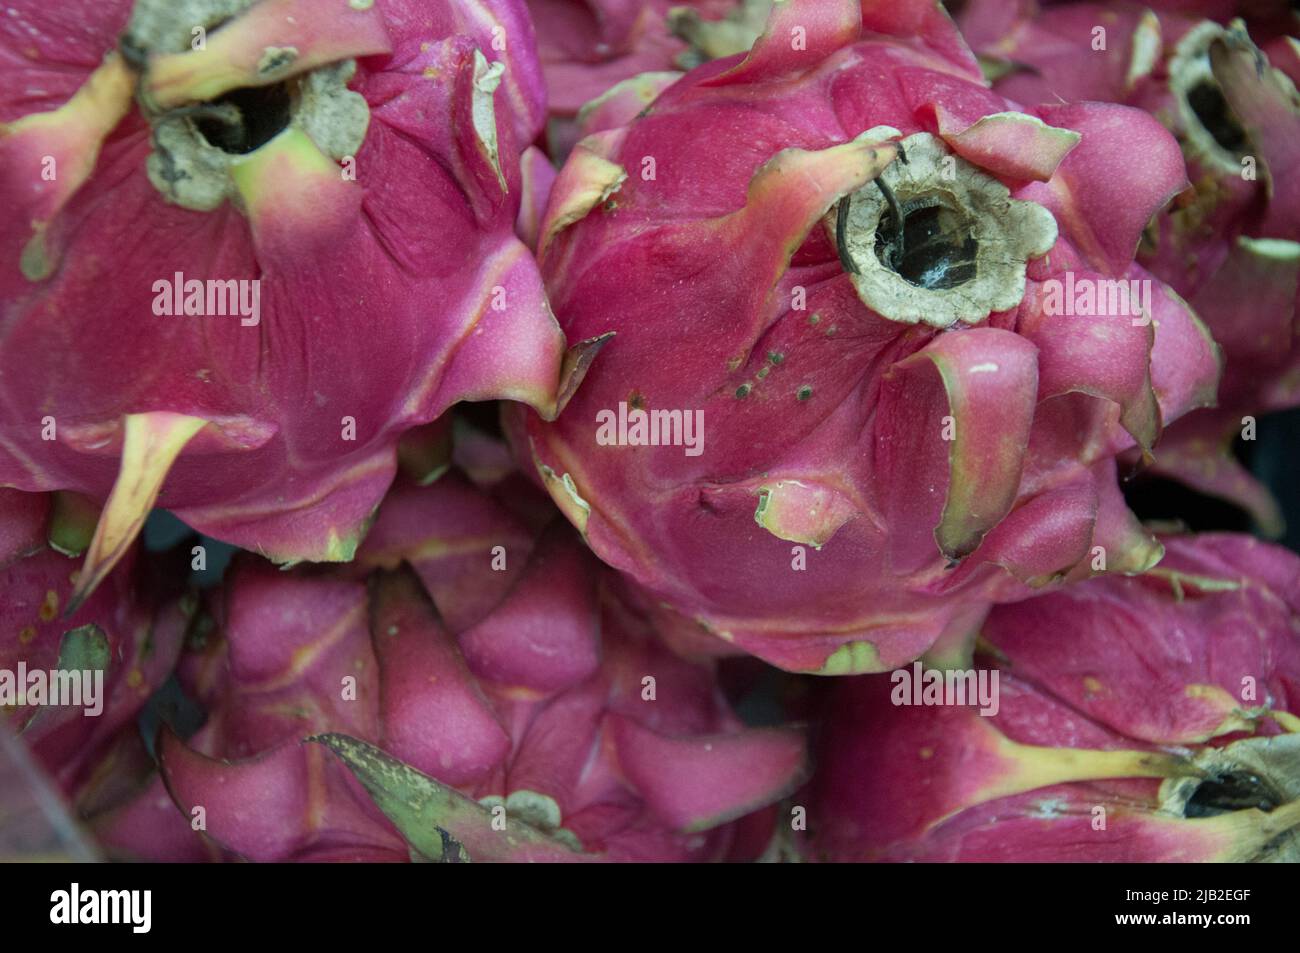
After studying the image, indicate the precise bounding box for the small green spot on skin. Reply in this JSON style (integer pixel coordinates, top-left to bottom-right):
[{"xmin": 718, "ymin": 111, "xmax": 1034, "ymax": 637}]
[
  {"xmin": 735, "ymin": 383, "xmax": 752, "ymax": 399},
  {"xmin": 796, "ymin": 385, "xmax": 813, "ymax": 401},
  {"xmin": 20, "ymin": 232, "xmax": 54, "ymax": 282},
  {"xmin": 756, "ymin": 366, "xmax": 770, "ymax": 380},
  {"xmin": 349, "ymin": 0, "xmax": 374, "ymax": 8},
  {"xmin": 809, "ymin": 313, "xmax": 821, "ymax": 325},
  {"xmin": 324, "ymin": 528, "xmax": 360, "ymax": 562},
  {"xmin": 767, "ymin": 351, "xmax": 784, "ymax": 365},
  {"xmin": 57, "ymin": 624, "xmax": 110, "ymax": 675},
  {"xmin": 826, "ymin": 325, "xmax": 837, "ymax": 337},
  {"xmin": 505, "ymin": 789, "xmax": 564, "ymax": 832},
  {"xmin": 815, "ymin": 640, "xmax": 883, "ymax": 675}
]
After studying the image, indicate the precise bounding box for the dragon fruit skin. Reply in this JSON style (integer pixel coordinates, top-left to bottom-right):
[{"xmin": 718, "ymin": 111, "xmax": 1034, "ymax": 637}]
[
  {"xmin": 1054, "ymin": 0, "xmax": 1298, "ymax": 42},
  {"xmin": 0, "ymin": 487, "xmax": 188, "ymax": 808},
  {"xmin": 0, "ymin": 0, "xmax": 588, "ymax": 606},
  {"xmin": 1131, "ymin": 24, "xmax": 1300, "ymax": 531},
  {"xmin": 965, "ymin": 2, "xmax": 1300, "ymax": 530},
  {"xmin": 801, "ymin": 533, "xmax": 1300, "ymax": 862},
  {"xmin": 103, "ymin": 467, "xmax": 807, "ymax": 862},
  {"xmin": 516, "ymin": 0, "xmax": 1221, "ymax": 673},
  {"xmin": 527, "ymin": 0, "xmax": 757, "ymax": 138},
  {"xmin": 529, "ymin": 0, "xmax": 795, "ymax": 162},
  {"xmin": 529, "ymin": 0, "xmax": 695, "ymax": 118},
  {"xmin": 970, "ymin": 2, "xmax": 1298, "ymax": 330}
]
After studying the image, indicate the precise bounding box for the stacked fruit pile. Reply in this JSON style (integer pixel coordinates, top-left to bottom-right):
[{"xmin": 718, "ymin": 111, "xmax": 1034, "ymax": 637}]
[{"xmin": 1, "ymin": 0, "xmax": 1297, "ymax": 862}]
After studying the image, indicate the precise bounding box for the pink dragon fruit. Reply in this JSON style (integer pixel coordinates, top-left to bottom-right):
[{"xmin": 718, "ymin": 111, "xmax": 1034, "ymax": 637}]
[
  {"xmin": 1080, "ymin": 0, "xmax": 1297, "ymax": 41},
  {"xmin": 962, "ymin": 1, "xmax": 1300, "ymax": 531},
  {"xmin": 529, "ymin": 0, "xmax": 773, "ymax": 156},
  {"xmin": 0, "ymin": 487, "xmax": 189, "ymax": 810},
  {"xmin": 515, "ymin": 0, "xmax": 1221, "ymax": 673},
  {"xmin": 97, "ymin": 462, "xmax": 807, "ymax": 862},
  {"xmin": 801, "ymin": 532, "xmax": 1300, "ymax": 862},
  {"xmin": 0, "ymin": 0, "xmax": 599, "ymax": 610}
]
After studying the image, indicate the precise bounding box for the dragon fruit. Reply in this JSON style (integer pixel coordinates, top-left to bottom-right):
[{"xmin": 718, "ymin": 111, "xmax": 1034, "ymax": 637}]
[
  {"xmin": 0, "ymin": 487, "xmax": 189, "ymax": 810},
  {"xmin": 963, "ymin": 2, "xmax": 1300, "ymax": 531},
  {"xmin": 515, "ymin": 0, "xmax": 1221, "ymax": 673},
  {"xmin": 529, "ymin": 0, "xmax": 774, "ymax": 157},
  {"xmin": 98, "ymin": 458, "xmax": 807, "ymax": 862},
  {"xmin": 801, "ymin": 532, "xmax": 1300, "ymax": 862},
  {"xmin": 529, "ymin": 0, "xmax": 699, "ymax": 119},
  {"xmin": 0, "ymin": 0, "xmax": 600, "ymax": 609}
]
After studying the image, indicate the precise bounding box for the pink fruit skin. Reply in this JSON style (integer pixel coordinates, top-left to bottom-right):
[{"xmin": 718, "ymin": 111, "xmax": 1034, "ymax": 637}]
[
  {"xmin": 973, "ymin": 1, "xmax": 1296, "ymax": 340},
  {"xmin": 1120, "ymin": 0, "xmax": 1296, "ymax": 41},
  {"xmin": 0, "ymin": 488, "xmax": 186, "ymax": 806},
  {"xmin": 527, "ymin": 0, "xmax": 739, "ymax": 159},
  {"xmin": 967, "ymin": 1, "xmax": 1300, "ymax": 528},
  {"xmin": 108, "ymin": 466, "xmax": 806, "ymax": 862},
  {"xmin": 802, "ymin": 533, "xmax": 1300, "ymax": 862},
  {"xmin": 959, "ymin": 0, "xmax": 1296, "ymax": 53},
  {"xmin": 0, "ymin": 0, "xmax": 573, "ymax": 569},
  {"xmin": 517, "ymin": 0, "xmax": 1220, "ymax": 674},
  {"xmin": 528, "ymin": 0, "xmax": 731, "ymax": 117}
]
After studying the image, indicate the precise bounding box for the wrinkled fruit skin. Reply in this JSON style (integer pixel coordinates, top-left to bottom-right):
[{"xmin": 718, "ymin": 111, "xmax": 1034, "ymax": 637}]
[
  {"xmin": 0, "ymin": 488, "xmax": 187, "ymax": 809},
  {"xmin": 519, "ymin": 0, "xmax": 1221, "ymax": 673},
  {"xmin": 0, "ymin": 0, "xmax": 573, "ymax": 581},
  {"xmin": 99, "ymin": 464, "xmax": 806, "ymax": 862},
  {"xmin": 801, "ymin": 533, "xmax": 1300, "ymax": 862},
  {"xmin": 964, "ymin": 0, "xmax": 1300, "ymax": 529}
]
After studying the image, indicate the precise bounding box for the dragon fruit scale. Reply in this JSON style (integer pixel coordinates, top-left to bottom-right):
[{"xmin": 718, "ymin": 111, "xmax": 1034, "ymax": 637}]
[
  {"xmin": 801, "ymin": 533, "xmax": 1300, "ymax": 862},
  {"xmin": 0, "ymin": 0, "xmax": 602, "ymax": 609},
  {"xmin": 528, "ymin": 0, "xmax": 704, "ymax": 119},
  {"xmin": 516, "ymin": 0, "xmax": 1222, "ymax": 674},
  {"xmin": 961, "ymin": 1, "xmax": 1300, "ymax": 531},
  {"xmin": 98, "ymin": 463, "xmax": 808, "ymax": 862},
  {"xmin": 528, "ymin": 0, "xmax": 776, "ymax": 158},
  {"xmin": 0, "ymin": 487, "xmax": 189, "ymax": 815}
]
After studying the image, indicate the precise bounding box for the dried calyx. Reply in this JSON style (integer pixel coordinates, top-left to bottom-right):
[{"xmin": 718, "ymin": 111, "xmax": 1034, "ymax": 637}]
[
  {"xmin": 829, "ymin": 130, "xmax": 1056, "ymax": 328},
  {"xmin": 1169, "ymin": 21, "xmax": 1253, "ymax": 173},
  {"xmin": 123, "ymin": 0, "xmax": 379, "ymax": 211},
  {"xmin": 1160, "ymin": 734, "xmax": 1300, "ymax": 862}
]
